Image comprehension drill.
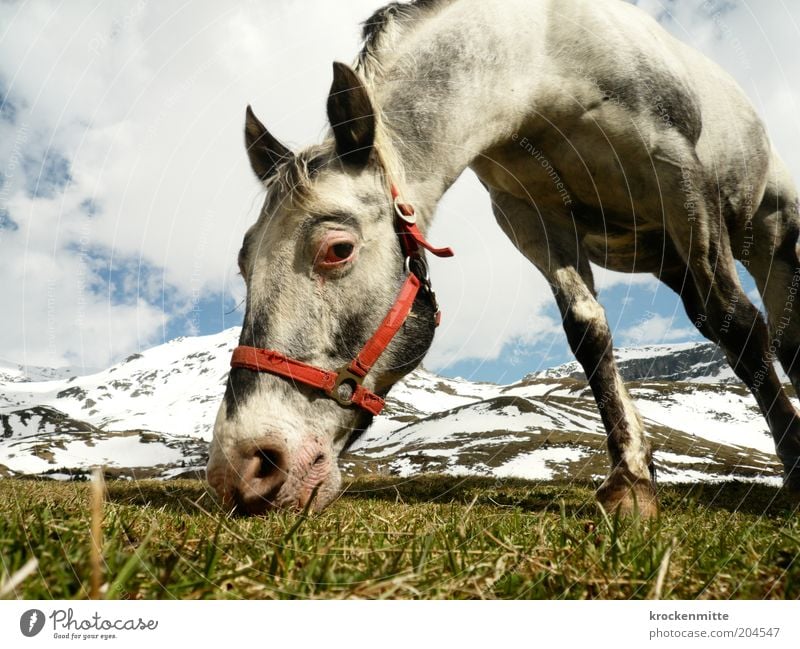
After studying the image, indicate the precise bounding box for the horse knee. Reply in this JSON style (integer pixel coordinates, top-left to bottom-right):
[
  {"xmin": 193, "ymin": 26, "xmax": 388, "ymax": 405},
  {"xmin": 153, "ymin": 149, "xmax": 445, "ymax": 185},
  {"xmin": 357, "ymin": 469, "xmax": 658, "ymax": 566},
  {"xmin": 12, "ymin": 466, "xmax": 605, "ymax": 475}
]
[{"xmin": 561, "ymin": 297, "xmax": 612, "ymax": 369}]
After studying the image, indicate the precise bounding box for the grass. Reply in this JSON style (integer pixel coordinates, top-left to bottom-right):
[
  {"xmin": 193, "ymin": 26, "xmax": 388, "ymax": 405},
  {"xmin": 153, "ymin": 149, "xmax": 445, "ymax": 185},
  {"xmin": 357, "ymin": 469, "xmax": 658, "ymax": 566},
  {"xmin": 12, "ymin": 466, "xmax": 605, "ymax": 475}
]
[{"xmin": 0, "ymin": 476, "xmax": 798, "ymax": 599}]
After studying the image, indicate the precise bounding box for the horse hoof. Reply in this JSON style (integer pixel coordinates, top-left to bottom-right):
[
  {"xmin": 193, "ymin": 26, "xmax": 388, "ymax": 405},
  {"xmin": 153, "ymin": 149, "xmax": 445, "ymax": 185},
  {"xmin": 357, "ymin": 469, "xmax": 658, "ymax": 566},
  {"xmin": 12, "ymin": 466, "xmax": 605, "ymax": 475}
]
[
  {"xmin": 783, "ymin": 470, "xmax": 800, "ymax": 497},
  {"xmin": 596, "ymin": 474, "xmax": 659, "ymax": 519}
]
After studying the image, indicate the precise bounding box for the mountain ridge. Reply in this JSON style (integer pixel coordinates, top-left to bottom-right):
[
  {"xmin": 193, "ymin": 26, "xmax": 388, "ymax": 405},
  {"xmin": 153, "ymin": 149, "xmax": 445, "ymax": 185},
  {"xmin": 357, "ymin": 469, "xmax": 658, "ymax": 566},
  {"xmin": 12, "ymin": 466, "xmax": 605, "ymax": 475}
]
[{"xmin": 0, "ymin": 329, "xmax": 783, "ymax": 486}]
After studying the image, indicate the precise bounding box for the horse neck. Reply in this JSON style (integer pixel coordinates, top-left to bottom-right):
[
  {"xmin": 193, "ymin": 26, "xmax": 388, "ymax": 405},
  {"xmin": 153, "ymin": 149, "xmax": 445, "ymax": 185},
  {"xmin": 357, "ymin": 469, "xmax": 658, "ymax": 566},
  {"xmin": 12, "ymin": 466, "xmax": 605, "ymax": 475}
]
[{"xmin": 367, "ymin": 2, "xmax": 529, "ymax": 227}]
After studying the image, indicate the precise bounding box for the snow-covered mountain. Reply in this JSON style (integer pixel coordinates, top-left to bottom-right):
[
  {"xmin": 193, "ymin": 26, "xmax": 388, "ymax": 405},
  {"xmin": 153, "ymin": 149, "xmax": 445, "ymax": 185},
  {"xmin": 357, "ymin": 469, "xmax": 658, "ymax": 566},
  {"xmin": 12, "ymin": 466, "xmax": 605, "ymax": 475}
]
[
  {"xmin": 0, "ymin": 330, "xmax": 238, "ymax": 479},
  {"xmin": 530, "ymin": 342, "xmax": 738, "ymax": 383},
  {"xmin": 0, "ymin": 331, "xmax": 784, "ymax": 486},
  {"xmin": 0, "ymin": 360, "xmax": 82, "ymax": 384}
]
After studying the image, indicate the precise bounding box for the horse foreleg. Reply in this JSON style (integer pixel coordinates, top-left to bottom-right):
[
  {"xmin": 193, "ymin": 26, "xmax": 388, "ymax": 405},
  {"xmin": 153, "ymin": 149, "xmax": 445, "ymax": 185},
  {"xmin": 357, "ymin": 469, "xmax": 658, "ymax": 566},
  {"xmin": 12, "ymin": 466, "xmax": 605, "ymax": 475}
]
[
  {"xmin": 553, "ymin": 265, "xmax": 658, "ymax": 516},
  {"xmin": 490, "ymin": 191, "xmax": 657, "ymax": 516}
]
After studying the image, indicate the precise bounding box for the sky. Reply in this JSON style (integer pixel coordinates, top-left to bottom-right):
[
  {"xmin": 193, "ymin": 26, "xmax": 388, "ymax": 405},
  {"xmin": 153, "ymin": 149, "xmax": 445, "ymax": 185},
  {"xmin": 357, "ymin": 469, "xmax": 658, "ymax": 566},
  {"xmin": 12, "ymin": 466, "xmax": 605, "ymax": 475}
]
[{"xmin": 0, "ymin": 0, "xmax": 799, "ymax": 383}]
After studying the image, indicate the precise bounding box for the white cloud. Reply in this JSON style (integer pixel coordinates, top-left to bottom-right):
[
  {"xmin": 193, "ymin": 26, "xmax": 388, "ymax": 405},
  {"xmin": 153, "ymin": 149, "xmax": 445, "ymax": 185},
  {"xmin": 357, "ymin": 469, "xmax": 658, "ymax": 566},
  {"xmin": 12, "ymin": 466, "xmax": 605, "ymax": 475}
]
[
  {"xmin": 592, "ymin": 266, "xmax": 660, "ymax": 292},
  {"xmin": 0, "ymin": 0, "xmax": 381, "ymax": 368},
  {"xmin": 425, "ymin": 171, "xmax": 562, "ymax": 369},
  {"xmin": 621, "ymin": 313, "xmax": 698, "ymax": 346}
]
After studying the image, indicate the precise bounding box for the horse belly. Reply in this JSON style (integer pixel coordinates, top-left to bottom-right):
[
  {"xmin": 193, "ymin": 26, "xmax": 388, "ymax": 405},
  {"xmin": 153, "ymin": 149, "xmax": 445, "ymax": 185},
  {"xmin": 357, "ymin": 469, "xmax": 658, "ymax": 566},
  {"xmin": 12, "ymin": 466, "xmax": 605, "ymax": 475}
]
[
  {"xmin": 582, "ymin": 229, "xmax": 675, "ymax": 275},
  {"xmin": 478, "ymin": 102, "xmax": 683, "ymax": 227}
]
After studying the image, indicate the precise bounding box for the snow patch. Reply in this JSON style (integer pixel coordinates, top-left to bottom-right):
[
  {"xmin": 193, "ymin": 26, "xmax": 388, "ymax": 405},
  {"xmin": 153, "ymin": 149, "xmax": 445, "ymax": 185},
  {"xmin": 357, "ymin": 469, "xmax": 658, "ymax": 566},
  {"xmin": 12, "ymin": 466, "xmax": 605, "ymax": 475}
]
[{"xmin": 495, "ymin": 447, "xmax": 588, "ymax": 480}]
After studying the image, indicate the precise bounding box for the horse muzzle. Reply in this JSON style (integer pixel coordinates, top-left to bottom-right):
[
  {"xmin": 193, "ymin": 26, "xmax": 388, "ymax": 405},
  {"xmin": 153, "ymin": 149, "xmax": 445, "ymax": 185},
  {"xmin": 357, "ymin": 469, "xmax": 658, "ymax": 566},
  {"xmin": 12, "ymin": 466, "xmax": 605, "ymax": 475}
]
[{"xmin": 207, "ymin": 435, "xmax": 340, "ymax": 515}]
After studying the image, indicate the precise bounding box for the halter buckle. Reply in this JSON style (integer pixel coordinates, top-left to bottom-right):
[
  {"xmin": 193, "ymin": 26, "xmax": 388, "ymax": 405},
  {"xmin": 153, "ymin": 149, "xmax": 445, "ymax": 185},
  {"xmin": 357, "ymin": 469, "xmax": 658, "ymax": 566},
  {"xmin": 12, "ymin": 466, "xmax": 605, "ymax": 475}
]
[{"xmin": 329, "ymin": 366, "xmax": 365, "ymax": 407}]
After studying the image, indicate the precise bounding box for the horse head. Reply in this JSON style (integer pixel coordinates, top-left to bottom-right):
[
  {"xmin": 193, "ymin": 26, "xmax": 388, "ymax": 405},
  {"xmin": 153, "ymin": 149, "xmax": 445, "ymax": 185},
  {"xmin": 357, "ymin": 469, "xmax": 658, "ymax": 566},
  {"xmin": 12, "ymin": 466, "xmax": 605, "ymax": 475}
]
[{"xmin": 207, "ymin": 63, "xmax": 446, "ymax": 514}]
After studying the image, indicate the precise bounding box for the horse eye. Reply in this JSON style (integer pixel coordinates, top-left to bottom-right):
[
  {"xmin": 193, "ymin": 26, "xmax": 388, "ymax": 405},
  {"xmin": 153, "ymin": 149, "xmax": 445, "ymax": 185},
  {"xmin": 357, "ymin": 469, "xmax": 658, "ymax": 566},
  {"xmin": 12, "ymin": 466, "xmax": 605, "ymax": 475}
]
[
  {"xmin": 316, "ymin": 234, "xmax": 357, "ymax": 270},
  {"xmin": 323, "ymin": 242, "xmax": 355, "ymax": 264},
  {"xmin": 330, "ymin": 243, "xmax": 354, "ymax": 260}
]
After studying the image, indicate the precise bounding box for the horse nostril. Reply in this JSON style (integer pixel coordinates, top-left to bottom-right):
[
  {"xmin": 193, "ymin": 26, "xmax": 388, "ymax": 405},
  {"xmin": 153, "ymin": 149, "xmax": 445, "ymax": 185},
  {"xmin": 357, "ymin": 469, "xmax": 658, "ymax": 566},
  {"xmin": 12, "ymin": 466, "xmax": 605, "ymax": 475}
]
[
  {"xmin": 235, "ymin": 443, "xmax": 289, "ymax": 514},
  {"xmin": 312, "ymin": 452, "xmax": 325, "ymax": 467},
  {"xmin": 256, "ymin": 447, "xmax": 283, "ymax": 479}
]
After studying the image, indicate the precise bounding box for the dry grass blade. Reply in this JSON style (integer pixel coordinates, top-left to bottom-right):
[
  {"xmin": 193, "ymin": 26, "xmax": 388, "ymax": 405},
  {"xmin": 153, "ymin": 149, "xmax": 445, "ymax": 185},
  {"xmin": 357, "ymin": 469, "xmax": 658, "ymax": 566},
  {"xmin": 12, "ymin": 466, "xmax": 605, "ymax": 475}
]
[
  {"xmin": 90, "ymin": 467, "xmax": 105, "ymax": 600},
  {"xmin": 0, "ymin": 557, "xmax": 39, "ymax": 599}
]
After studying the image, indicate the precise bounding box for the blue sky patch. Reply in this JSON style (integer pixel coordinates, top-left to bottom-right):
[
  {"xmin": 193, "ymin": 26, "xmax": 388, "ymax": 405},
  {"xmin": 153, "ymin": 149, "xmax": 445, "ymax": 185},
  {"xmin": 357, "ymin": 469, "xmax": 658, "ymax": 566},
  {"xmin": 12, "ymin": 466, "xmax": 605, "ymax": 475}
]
[
  {"xmin": 79, "ymin": 198, "xmax": 99, "ymax": 217},
  {"xmin": 0, "ymin": 78, "xmax": 17, "ymax": 124},
  {"xmin": 0, "ymin": 208, "xmax": 18, "ymax": 231},
  {"xmin": 166, "ymin": 292, "xmax": 241, "ymax": 342},
  {"xmin": 24, "ymin": 149, "xmax": 72, "ymax": 199}
]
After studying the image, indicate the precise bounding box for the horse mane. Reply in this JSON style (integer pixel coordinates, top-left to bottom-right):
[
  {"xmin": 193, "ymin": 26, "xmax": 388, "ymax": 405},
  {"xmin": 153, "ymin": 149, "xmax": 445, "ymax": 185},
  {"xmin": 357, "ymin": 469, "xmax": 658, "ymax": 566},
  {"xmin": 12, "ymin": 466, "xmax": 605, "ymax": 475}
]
[
  {"xmin": 356, "ymin": 0, "xmax": 456, "ymax": 79},
  {"xmin": 267, "ymin": 1, "xmax": 455, "ymax": 212},
  {"xmin": 263, "ymin": 144, "xmax": 330, "ymax": 214}
]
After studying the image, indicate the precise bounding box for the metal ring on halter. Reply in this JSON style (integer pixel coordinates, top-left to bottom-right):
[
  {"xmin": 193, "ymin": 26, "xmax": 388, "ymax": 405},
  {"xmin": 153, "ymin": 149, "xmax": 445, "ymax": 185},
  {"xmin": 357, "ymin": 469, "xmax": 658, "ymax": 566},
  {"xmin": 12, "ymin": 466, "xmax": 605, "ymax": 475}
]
[
  {"xmin": 404, "ymin": 255, "xmax": 430, "ymax": 281},
  {"xmin": 329, "ymin": 366, "xmax": 364, "ymax": 407},
  {"xmin": 393, "ymin": 195, "xmax": 417, "ymax": 224}
]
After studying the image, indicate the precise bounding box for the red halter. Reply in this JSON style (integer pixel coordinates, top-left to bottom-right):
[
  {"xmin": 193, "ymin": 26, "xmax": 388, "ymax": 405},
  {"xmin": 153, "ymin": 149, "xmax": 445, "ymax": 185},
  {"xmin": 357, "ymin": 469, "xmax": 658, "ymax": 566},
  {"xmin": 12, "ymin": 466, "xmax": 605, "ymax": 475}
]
[{"xmin": 229, "ymin": 184, "xmax": 454, "ymax": 416}]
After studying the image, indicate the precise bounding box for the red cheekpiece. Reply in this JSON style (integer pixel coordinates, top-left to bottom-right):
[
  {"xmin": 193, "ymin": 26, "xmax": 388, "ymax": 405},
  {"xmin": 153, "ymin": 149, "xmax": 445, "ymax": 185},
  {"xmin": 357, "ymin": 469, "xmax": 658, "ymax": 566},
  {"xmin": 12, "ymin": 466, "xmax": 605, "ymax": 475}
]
[{"xmin": 230, "ymin": 183, "xmax": 453, "ymax": 415}]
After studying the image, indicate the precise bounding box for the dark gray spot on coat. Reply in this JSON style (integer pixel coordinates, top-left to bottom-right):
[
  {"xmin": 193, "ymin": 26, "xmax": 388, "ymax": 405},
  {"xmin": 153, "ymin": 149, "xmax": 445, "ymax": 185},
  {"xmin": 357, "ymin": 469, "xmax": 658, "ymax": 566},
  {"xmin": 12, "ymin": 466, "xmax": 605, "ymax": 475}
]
[
  {"xmin": 601, "ymin": 62, "xmax": 703, "ymax": 144},
  {"xmin": 388, "ymin": 288, "xmax": 437, "ymax": 375},
  {"xmin": 328, "ymin": 311, "xmax": 370, "ymax": 360}
]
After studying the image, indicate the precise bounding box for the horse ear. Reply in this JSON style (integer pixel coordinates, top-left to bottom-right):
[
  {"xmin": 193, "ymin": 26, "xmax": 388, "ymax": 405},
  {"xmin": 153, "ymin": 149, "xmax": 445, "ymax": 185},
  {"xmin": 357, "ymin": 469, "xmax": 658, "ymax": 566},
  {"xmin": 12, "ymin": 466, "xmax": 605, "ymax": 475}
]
[
  {"xmin": 327, "ymin": 62, "xmax": 375, "ymax": 166},
  {"xmin": 244, "ymin": 105, "xmax": 293, "ymax": 182}
]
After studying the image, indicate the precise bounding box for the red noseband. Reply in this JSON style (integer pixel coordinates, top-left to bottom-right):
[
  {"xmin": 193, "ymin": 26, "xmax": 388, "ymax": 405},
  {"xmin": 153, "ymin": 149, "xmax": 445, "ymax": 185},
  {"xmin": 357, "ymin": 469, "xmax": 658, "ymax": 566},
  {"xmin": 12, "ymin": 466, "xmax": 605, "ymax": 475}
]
[{"xmin": 229, "ymin": 183, "xmax": 454, "ymax": 416}]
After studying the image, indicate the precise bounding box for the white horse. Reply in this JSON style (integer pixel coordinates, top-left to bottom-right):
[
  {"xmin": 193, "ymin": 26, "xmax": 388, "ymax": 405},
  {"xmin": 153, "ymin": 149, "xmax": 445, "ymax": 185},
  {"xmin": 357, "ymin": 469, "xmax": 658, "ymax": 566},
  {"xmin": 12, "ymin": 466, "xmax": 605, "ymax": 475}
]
[{"xmin": 207, "ymin": 0, "xmax": 800, "ymax": 516}]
